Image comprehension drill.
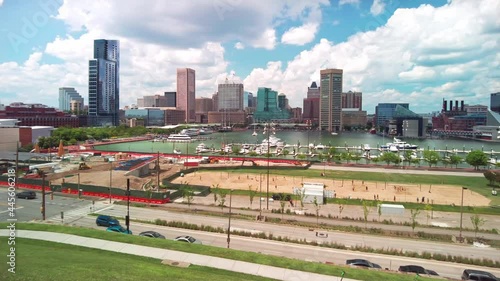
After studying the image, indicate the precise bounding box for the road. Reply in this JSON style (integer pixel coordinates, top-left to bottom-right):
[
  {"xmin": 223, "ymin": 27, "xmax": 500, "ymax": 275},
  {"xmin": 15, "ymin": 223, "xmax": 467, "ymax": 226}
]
[
  {"xmin": 74, "ymin": 214, "xmax": 500, "ymax": 281},
  {"xmin": 310, "ymin": 164, "xmax": 486, "ymax": 177},
  {"xmin": 0, "ymin": 188, "xmax": 91, "ymax": 222}
]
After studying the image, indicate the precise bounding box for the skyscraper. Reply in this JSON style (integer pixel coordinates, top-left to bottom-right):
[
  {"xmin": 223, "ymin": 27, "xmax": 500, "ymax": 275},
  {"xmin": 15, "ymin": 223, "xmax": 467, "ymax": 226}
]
[
  {"xmin": 176, "ymin": 68, "xmax": 196, "ymax": 123},
  {"xmin": 59, "ymin": 87, "xmax": 83, "ymax": 112},
  {"xmin": 491, "ymin": 92, "xmax": 500, "ymax": 113},
  {"xmin": 342, "ymin": 91, "xmax": 362, "ymax": 110},
  {"xmin": 217, "ymin": 79, "xmax": 244, "ymax": 111},
  {"xmin": 88, "ymin": 39, "xmax": 120, "ymax": 126},
  {"xmin": 320, "ymin": 69, "xmax": 343, "ymax": 132}
]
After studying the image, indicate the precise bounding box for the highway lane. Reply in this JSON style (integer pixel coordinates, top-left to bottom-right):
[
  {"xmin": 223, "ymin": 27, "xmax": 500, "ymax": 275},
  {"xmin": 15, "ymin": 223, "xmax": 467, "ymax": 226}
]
[
  {"xmin": 0, "ymin": 188, "xmax": 91, "ymax": 222},
  {"xmin": 93, "ymin": 204, "xmax": 500, "ymax": 262},
  {"xmin": 73, "ymin": 216, "xmax": 500, "ymax": 280}
]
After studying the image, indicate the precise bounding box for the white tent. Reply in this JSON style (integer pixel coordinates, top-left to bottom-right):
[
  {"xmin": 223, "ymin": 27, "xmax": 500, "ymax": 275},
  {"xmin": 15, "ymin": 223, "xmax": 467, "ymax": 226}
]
[{"xmin": 302, "ymin": 182, "xmax": 324, "ymax": 204}]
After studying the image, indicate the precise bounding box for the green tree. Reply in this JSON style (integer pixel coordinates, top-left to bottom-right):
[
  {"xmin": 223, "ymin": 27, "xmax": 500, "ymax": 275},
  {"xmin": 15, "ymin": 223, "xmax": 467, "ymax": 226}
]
[
  {"xmin": 218, "ymin": 189, "xmax": 229, "ymax": 211},
  {"xmin": 181, "ymin": 183, "xmax": 194, "ymax": 208},
  {"xmin": 362, "ymin": 201, "xmax": 371, "ymax": 228},
  {"xmin": 465, "ymin": 150, "xmax": 489, "ymax": 170},
  {"xmin": 211, "ymin": 184, "xmax": 220, "ymax": 205},
  {"xmin": 232, "ymin": 146, "xmax": 241, "ymax": 155},
  {"xmin": 411, "ymin": 157, "xmax": 421, "ymax": 167},
  {"xmin": 449, "ymin": 155, "xmax": 462, "ymax": 168},
  {"xmin": 351, "ymin": 153, "xmax": 362, "ymax": 164},
  {"xmin": 409, "ymin": 209, "xmax": 421, "ymax": 233},
  {"xmin": 403, "ymin": 150, "xmax": 413, "ymax": 167},
  {"xmin": 424, "ymin": 204, "xmax": 433, "ymax": 225},
  {"xmin": 248, "ymin": 185, "xmax": 257, "ymax": 208},
  {"xmin": 483, "ymin": 170, "xmax": 497, "ymax": 185},
  {"xmin": 379, "ymin": 152, "xmax": 398, "ymax": 166},
  {"xmin": 280, "ymin": 200, "xmax": 286, "ymax": 220},
  {"xmin": 422, "ymin": 150, "xmax": 441, "ymax": 168},
  {"xmin": 313, "ymin": 197, "xmax": 321, "ymax": 226},
  {"xmin": 470, "ymin": 213, "xmax": 486, "ymax": 238}
]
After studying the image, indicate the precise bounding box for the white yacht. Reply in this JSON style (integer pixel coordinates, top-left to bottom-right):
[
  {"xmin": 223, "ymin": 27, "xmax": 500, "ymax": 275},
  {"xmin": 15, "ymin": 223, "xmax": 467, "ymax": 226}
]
[
  {"xmin": 195, "ymin": 143, "xmax": 211, "ymax": 153},
  {"xmin": 167, "ymin": 134, "xmax": 192, "ymax": 141},
  {"xmin": 180, "ymin": 129, "xmax": 199, "ymax": 136},
  {"xmin": 363, "ymin": 144, "xmax": 371, "ymax": 151}
]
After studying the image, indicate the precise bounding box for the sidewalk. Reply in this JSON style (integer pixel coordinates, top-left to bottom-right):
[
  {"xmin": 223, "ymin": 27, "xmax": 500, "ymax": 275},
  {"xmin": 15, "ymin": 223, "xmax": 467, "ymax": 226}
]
[{"xmin": 0, "ymin": 230, "xmax": 357, "ymax": 281}]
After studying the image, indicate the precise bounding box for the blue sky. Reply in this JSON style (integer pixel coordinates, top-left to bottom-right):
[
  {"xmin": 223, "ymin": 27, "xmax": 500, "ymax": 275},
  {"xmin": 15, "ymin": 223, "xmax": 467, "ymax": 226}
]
[{"xmin": 0, "ymin": 0, "xmax": 498, "ymax": 114}]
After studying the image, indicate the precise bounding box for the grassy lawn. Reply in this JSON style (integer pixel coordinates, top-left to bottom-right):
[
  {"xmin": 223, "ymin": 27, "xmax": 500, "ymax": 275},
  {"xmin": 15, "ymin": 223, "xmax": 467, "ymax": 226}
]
[
  {"xmin": 0, "ymin": 238, "xmax": 274, "ymax": 281},
  {"xmin": 0, "ymin": 223, "xmax": 438, "ymax": 281},
  {"xmin": 225, "ymin": 168, "xmax": 500, "ymax": 211}
]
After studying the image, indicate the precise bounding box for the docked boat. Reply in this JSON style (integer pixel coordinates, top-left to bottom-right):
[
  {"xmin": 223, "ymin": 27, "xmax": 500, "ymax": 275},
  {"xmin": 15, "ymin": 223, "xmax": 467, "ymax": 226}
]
[
  {"xmin": 392, "ymin": 138, "xmax": 418, "ymax": 150},
  {"xmin": 173, "ymin": 149, "xmax": 182, "ymax": 155},
  {"xmin": 198, "ymin": 128, "xmax": 214, "ymax": 135},
  {"xmin": 180, "ymin": 129, "xmax": 199, "ymax": 136},
  {"xmin": 262, "ymin": 136, "xmax": 284, "ymax": 147},
  {"xmin": 167, "ymin": 134, "xmax": 192, "ymax": 141},
  {"xmin": 195, "ymin": 143, "xmax": 211, "ymax": 153},
  {"xmin": 363, "ymin": 144, "xmax": 371, "ymax": 151}
]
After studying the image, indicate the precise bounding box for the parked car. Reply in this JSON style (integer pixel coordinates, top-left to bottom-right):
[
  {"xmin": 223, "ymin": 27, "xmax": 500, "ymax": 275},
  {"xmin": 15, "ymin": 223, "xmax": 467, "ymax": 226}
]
[
  {"xmin": 272, "ymin": 193, "xmax": 291, "ymax": 201},
  {"xmin": 399, "ymin": 265, "xmax": 439, "ymax": 276},
  {"xmin": 346, "ymin": 259, "xmax": 382, "ymax": 269},
  {"xmin": 462, "ymin": 269, "xmax": 498, "ymax": 281},
  {"xmin": 139, "ymin": 231, "xmax": 165, "ymax": 239},
  {"xmin": 16, "ymin": 191, "xmax": 37, "ymax": 199},
  {"xmin": 96, "ymin": 215, "xmax": 120, "ymax": 227},
  {"xmin": 106, "ymin": 225, "xmax": 132, "ymax": 235},
  {"xmin": 174, "ymin": 235, "xmax": 202, "ymax": 244}
]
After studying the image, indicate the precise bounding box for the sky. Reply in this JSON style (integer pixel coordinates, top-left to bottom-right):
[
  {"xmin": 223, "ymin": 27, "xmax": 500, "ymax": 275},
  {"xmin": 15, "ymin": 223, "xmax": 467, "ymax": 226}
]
[{"xmin": 0, "ymin": 0, "xmax": 498, "ymax": 114}]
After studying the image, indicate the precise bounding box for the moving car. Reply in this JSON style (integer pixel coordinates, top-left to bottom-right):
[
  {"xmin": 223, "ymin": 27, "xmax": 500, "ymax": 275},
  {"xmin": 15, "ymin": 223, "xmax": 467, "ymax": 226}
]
[
  {"xmin": 96, "ymin": 215, "xmax": 120, "ymax": 227},
  {"xmin": 174, "ymin": 235, "xmax": 202, "ymax": 244},
  {"xmin": 106, "ymin": 225, "xmax": 132, "ymax": 235},
  {"xmin": 139, "ymin": 231, "xmax": 166, "ymax": 239},
  {"xmin": 16, "ymin": 191, "xmax": 37, "ymax": 199},
  {"xmin": 346, "ymin": 259, "xmax": 382, "ymax": 269},
  {"xmin": 399, "ymin": 265, "xmax": 439, "ymax": 276},
  {"xmin": 462, "ymin": 269, "xmax": 498, "ymax": 281}
]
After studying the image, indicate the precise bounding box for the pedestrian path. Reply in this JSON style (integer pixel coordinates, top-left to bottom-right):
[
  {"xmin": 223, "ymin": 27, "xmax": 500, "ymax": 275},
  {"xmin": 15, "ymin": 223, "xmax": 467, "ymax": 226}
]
[
  {"xmin": 46, "ymin": 200, "xmax": 111, "ymax": 224},
  {"xmin": 0, "ymin": 230, "xmax": 357, "ymax": 281}
]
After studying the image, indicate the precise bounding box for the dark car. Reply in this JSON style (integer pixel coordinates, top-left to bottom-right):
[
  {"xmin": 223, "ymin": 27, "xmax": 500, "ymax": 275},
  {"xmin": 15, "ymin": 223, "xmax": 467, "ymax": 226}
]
[
  {"xmin": 346, "ymin": 259, "xmax": 382, "ymax": 269},
  {"xmin": 462, "ymin": 269, "xmax": 498, "ymax": 281},
  {"xmin": 16, "ymin": 191, "xmax": 37, "ymax": 199},
  {"xmin": 139, "ymin": 231, "xmax": 166, "ymax": 239},
  {"xmin": 399, "ymin": 265, "xmax": 439, "ymax": 276},
  {"xmin": 106, "ymin": 225, "xmax": 132, "ymax": 235},
  {"xmin": 96, "ymin": 215, "xmax": 120, "ymax": 227}
]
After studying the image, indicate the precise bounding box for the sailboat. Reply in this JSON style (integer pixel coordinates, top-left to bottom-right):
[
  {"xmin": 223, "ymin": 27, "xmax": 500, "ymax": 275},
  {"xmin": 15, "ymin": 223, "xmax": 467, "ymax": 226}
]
[{"xmin": 252, "ymin": 124, "xmax": 257, "ymax": 136}]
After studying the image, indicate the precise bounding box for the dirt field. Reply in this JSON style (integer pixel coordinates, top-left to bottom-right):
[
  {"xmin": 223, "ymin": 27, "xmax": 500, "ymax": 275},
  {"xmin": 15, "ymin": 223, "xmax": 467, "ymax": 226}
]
[{"xmin": 171, "ymin": 170, "xmax": 491, "ymax": 206}]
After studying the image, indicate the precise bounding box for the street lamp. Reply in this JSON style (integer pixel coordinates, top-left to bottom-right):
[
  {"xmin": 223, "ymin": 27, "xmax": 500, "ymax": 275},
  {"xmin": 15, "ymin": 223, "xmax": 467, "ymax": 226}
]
[
  {"xmin": 264, "ymin": 122, "xmax": 275, "ymax": 210},
  {"xmin": 109, "ymin": 161, "xmax": 113, "ymax": 203},
  {"xmin": 126, "ymin": 179, "xmax": 131, "ymax": 233},
  {"xmin": 227, "ymin": 189, "xmax": 233, "ymax": 248},
  {"xmin": 459, "ymin": 187, "xmax": 468, "ymax": 242}
]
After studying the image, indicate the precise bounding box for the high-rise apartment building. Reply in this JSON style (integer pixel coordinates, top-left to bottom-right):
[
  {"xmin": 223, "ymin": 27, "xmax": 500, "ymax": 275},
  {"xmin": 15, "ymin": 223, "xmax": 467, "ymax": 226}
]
[
  {"xmin": 59, "ymin": 87, "xmax": 83, "ymax": 112},
  {"xmin": 217, "ymin": 80, "xmax": 244, "ymax": 112},
  {"xmin": 342, "ymin": 91, "xmax": 362, "ymax": 110},
  {"xmin": 88, "ymin": 39, "xmax": 120, "ymax": 126},
  {"xmin": 491, "ymin": 92, "xmax": 500, "ymax": 113},
  {"xmin": 319, "ymin": 68, "xmax": 343, "ymax": 132},
  {"xmin": 176, "ymin": 68, "xmax": 196, "ymax": 123}
]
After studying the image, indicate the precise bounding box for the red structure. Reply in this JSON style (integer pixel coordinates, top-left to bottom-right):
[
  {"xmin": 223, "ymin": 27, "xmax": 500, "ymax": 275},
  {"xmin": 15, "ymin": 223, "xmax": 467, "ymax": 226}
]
[{"xmin": 0, "ymin": 102, "xmax": 80, "ymax": 127}]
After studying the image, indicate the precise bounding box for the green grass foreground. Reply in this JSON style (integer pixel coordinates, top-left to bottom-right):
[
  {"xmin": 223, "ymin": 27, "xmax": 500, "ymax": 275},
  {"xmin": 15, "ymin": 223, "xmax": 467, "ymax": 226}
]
[
  {"xmin": 0, "ymin": 238, "xmax": 274, "ymax": 281},
  {"xmin": 0, "ymin": 223, "xmax": 437, "ymax": 281}
]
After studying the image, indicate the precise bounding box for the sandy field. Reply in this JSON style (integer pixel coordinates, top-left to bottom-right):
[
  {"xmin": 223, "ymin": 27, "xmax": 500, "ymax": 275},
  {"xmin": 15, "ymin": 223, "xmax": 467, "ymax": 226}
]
[{"xmin": 171, "ymin": 170, "xmax": 491, "ymax": 206}]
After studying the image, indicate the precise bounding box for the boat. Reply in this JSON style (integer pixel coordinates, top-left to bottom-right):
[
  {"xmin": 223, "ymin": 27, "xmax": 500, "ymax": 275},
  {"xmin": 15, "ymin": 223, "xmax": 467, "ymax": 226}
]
[
  {"xmin": 331, "ymin": 132, "xmax": 338, "ymax": 136},
  {"xmin": 195, "ymin": 143, "xmax": 211, "ymax": 153},
  {"xmin": 218, "ymin": 126, "xmax": 233, "ymax": 132},
  {"xmin": 262, "ymin": 136, "xmax": 284, "ymax": 147},
  {"xmin": 315, "ymin": 144, "xmax": 326, "ymax": 150},
  {"xmin": 167, "ymin": 134, "xmax": 192, "ymax": 142},
  {"xmin": 363, "ymin": 144, "xmax": 371, "ymax": 151},
  {"xmin": 198, "ymin": 128, "xmax": 214, "ymax": 135},
  {"xmin": 392, "ymin": 138, "xmax": 418, "ymax": 150},
  {"xmin": 180, "ymin": 129, "xmax": 199, "ymax": 136},
  {"xmin": 173, "ymin": 149, "xmax": 182, "ymax": 155},
  {"xmin": 252, "ymin": 130, "xmax": 258, "ymax": 137}
]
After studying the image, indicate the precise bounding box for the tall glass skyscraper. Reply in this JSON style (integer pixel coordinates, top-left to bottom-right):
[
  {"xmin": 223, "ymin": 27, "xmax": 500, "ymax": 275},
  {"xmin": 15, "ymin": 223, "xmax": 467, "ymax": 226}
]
[
  {"xmin": 253, "ymin": 87, "xmax": 291, "ymax": 122},
  {"xmin": 88, "ymin": 39, "xmax": 120, "ymax": 126},
  {"xmin": 320, "ymin": 69, "xmax": 343, "ymax": 132}
]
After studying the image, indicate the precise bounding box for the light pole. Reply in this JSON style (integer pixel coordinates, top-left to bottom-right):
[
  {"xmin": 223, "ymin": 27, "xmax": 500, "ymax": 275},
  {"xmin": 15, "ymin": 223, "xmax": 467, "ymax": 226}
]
[
  {"xmin": 126, "ymin": 179, "xmax": 130, "ymax": 233},
  {"xmin": 109, "ymin": 161, "xmax": 113, "ymax": 203},
  {"xmin": 259, "ymin": 173, "xmax": 262, "ymax": 220},
  {"xmin": 459, "ymin": 187, "xmax": 467, "ymax": 242},
  {"xmin": 264, "ymin": 122, "xmax": 274, "ymax": 210},
  {"xmin": 41, "ymin": 171, "xmax": 46, "ymax": 220},
  {"xmin": 227, "ymin": 189, "xmax": 233, "ymax": 248}
]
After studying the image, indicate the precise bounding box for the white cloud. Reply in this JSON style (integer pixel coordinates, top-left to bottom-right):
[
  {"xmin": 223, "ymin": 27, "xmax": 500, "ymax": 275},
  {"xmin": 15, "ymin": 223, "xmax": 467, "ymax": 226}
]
[
  {"xmin": 370, "ymin": 0, "xmax": 385, "ymax": 16},
  {"xmin": 281, "ymin": 23, "xmax": 319, "ymax": 45},
  {"xmin": 332, "ymin": 20, "xmax": 340, "ymax": 26},
  {"xmin": 339, "ymin": 0, "xmax": 360, "ymax": 6},
  {"xmin": 242, "ymin": 0, "xmax": 500, "ymax": 113},
  {"xmin": 234, "ymin": 42, "xmax": 244, "ymax": 49},
  {"xmin": 0, "ymin": 0, "xmax": 4, "ymax": 7},
  {"xmin": 250, "ymin": 28, "xmax": 277, "ymax": 50}
]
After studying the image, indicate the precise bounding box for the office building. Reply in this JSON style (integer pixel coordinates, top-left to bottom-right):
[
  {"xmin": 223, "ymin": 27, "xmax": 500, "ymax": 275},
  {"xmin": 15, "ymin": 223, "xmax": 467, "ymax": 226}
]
[
  {"xmin": 176, "ymin": 68, "xmax": 196, "ymax": 123},
  {"xmin": 217, "ymin": 80, "xmax": 244, "ymax": 111},
  {"xmin": 253, "ymin": 87, "xmax": 291, "ymax": 122},
  {"xmin": 140, "ymin": 95, "xmax": 168, "ymax": 108},
  {"xmin": 342, "ymin": 91, "xmax": 362, "ymax": 110},
  {"xmin": 59, "ymin": 87, "xmax": 84, "ymax": 112},
  {"xmin": 0, "ymin": 102, "xmax": 80, "ymax": 128},
  {"xmin": 491, "ymin": 92, "xmax": 500, "ymax": 113},
  {"xmin": 244, "ymin": 91, "xmax": 255, "ymax": 109},
  {"xmin": 375, "ymin": 103, "xmax": 409, "ymax": 128},
  {"xmin": 88, "ymin": 39, "xmax": 120, "ymax": 126},
  {"xmin": 164, "ymin": 91, "xmax": 176, "ymax": 107},
  {"xmin": 196, "ymin": 97, "xmax": 213, "ymax": 113},
  {"xmin": 319, "ymin": 68, "xmax": 343, "ymax": 132},
  {"xmin": 307, "ymin": 82, "xmax": 320, "ymax": 98}
]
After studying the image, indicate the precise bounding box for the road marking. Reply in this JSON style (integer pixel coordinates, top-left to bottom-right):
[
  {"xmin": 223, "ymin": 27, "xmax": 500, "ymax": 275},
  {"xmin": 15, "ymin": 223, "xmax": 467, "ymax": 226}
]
[
  {"xmin": 0, "ymin": 207, "xmax": 24, "ymax": 214},
  {"xmin": 93, "ymin": 205, "xmax": 114, "ymax": 213}
]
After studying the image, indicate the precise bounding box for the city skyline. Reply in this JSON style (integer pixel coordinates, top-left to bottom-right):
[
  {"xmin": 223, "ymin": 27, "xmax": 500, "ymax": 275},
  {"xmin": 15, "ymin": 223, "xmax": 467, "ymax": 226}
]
[{"xmin": 0, "ymin": 0, "xmax": 498, "ymax": 114}]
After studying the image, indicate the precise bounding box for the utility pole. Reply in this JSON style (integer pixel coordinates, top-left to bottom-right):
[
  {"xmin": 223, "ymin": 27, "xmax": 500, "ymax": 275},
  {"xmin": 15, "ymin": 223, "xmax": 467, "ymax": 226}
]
[
  {"xmin": 109, "ymin": 161, "xmax": 113, "ymax": 203},
  {"xmin": 126, "ymin": 179, "xmax": 130, "ymax": 233},
  {"xmin": 157, "ymin": 151, "xmax": 160, "ymax": 188},
  {"xmin": 259, "ymin": 173, "xmax": 262, "ymax": 220},
  {"xmin": 227, "ymin": 190, "xmax": 233, "ymax": 248},
  {"xmin": 41, "ymin": 172, "xmax": 46, "ymax": 220},
  {"xmin": 459, "ymin": 187, "xmax": 468, "ymax": 242}
]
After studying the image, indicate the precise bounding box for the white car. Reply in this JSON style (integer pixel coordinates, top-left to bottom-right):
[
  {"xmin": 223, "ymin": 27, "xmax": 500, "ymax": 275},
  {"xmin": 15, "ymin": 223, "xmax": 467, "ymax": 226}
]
[{"xmin": 174, "ymin": 235, "xmax": 202, "ymax": 244}]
